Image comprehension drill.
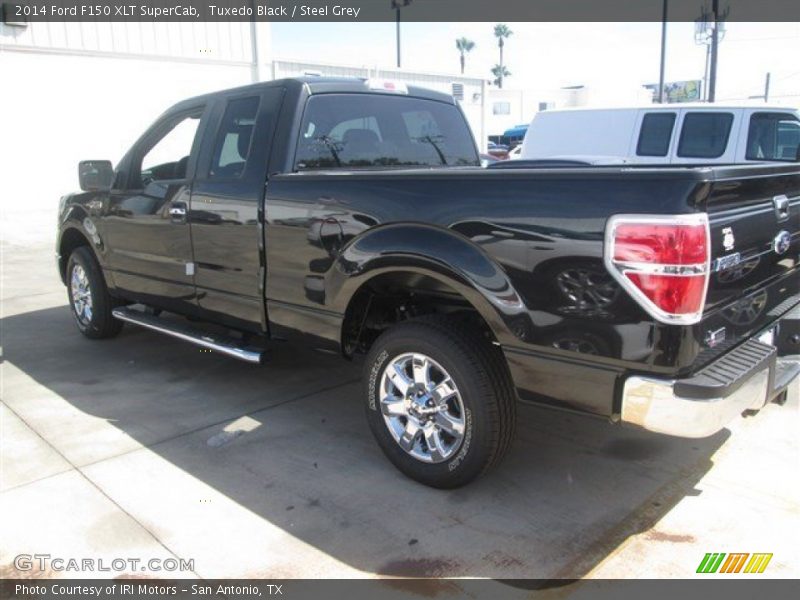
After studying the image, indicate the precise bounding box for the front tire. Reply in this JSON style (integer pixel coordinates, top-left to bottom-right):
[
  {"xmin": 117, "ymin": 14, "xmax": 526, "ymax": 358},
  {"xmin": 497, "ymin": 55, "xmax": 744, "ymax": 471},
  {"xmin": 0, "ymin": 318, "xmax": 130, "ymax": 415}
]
[
  {"xmin": 66, "ymin": 246, "xmax": 123, "ymax": 339},
  {"xmin": 364, "ymin": 316, "xmax": 516, "ymax": 488}
]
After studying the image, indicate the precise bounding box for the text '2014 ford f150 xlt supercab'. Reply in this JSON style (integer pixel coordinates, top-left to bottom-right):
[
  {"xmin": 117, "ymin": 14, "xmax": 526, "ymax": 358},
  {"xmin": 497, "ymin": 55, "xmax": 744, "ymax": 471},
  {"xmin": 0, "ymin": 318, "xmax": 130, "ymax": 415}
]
[{"xmin": 58, "ymin": 77, "xmax": 800, "ymax": 488}]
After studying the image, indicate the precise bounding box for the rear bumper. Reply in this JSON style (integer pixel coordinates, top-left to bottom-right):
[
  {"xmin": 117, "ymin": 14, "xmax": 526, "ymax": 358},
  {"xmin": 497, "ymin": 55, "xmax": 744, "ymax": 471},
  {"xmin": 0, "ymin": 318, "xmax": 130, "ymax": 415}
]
[{"xmin": 621, "ymin": 310, "xmax": 800, "ymax": 438}]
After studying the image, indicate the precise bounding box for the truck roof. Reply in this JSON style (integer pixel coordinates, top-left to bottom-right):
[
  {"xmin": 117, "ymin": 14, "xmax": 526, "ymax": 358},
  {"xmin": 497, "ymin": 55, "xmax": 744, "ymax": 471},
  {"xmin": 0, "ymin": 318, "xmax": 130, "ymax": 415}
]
[{"xmin": 173, "ymin": 76, "xmax": 457, "ymax": 109}]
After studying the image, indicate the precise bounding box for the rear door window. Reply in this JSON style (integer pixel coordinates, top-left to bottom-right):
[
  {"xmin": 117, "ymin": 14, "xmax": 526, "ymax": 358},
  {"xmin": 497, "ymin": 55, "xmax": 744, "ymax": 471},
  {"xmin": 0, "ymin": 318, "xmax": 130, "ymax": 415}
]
[
  {"xmin": 295, "ymin": 94, "xmax": 479, "ymax": 170},
  {"xmin": 209, "ymin": 96, "xmax": 260, "ymax": 179},
  {"xmin": 636, "ymin": 112, "xmax": 676, "ymax": 157},
  {"xmin": 677, "ymin": 112, "xmax": 734, "ymax": 158},
  {"xmin": 745, "ymin": 112, "xmax": 800, "ymax": 161}
]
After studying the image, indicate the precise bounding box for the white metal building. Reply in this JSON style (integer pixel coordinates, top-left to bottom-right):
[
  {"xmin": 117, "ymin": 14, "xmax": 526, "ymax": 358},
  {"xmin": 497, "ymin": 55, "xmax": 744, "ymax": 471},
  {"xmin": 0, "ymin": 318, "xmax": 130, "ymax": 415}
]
[
  {"xmin": 487, "ymin": 85, "xmax": 656, "ymax": 138},
  {"xmin": 1, "ymin": 23, "xmax": 488, "ymax": 243},
  {"xmin": 0, "ymin": 21, "xmax": 270, "ymax": 242}
]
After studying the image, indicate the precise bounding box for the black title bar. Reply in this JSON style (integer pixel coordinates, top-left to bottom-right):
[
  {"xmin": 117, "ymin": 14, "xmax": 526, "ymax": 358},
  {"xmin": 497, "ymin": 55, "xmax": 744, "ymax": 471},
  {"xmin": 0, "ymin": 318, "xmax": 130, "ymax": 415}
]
[
  {"xmin": 2, "ymin": 0, "xmax": 800, "ymax": 23},
  {"xmin": 2, "ymin": 579, "xmax": 800, "ymax": 600}
]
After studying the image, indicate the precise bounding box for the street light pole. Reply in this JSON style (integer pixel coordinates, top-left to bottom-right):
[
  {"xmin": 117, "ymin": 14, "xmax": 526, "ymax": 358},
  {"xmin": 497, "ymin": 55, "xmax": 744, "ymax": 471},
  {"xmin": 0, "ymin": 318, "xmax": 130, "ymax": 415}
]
[
  {"xmin": 391, "ymin": 0, "xmax": 412, "ymax": 69},
  {"xmin": 396, "ymin": 8, "xmax": 401, "ymax": 68},
  {"xmin": 658, "ymin": 0, "xmax": 668, "ymax": 103}
]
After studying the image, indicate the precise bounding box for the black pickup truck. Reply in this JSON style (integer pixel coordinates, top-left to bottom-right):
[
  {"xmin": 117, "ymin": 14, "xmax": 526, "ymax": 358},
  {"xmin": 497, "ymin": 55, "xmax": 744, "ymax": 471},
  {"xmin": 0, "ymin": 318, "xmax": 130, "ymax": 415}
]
[{"xmin": 58, "ymin": 77, "xmax": 800, "ymax": 488}]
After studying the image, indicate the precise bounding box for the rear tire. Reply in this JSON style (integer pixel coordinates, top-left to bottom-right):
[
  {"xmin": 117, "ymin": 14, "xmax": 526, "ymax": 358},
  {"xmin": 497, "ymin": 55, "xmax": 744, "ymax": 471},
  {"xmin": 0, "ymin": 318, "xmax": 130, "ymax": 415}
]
[
  {"xmin": 364, "ymin": 316, "xmax": 516, "ymax": 488},
  {"xmin": 66, "ymin": 246, "xmax": 123, "ymax": 339}
]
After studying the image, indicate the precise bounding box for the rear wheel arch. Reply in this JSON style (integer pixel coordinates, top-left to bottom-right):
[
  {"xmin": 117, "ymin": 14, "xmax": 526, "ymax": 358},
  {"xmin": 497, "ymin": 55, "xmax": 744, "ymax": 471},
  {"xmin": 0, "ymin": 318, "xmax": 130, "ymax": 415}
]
[{"xmin": 339, "ymin": 267, "xmax": 511, "ymax": 357}]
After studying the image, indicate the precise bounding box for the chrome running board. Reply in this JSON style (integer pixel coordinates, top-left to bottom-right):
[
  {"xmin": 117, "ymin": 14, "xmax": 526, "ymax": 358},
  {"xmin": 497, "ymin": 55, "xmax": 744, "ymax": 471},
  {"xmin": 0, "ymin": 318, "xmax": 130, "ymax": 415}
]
[{"xmin": 112, "ymin": 306, "xmax": 264, "ymax": 364}]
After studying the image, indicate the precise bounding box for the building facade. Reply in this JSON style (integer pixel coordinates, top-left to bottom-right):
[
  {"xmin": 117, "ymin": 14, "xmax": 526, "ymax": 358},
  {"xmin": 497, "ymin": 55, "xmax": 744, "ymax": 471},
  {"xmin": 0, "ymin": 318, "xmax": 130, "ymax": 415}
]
[
  {"xmin": 486, "ymin": 84, "xmax": 656, "ymax": 139},
  {"xmin": 1, "ymin": 23, "xmax": 487, "ymax": 241}
]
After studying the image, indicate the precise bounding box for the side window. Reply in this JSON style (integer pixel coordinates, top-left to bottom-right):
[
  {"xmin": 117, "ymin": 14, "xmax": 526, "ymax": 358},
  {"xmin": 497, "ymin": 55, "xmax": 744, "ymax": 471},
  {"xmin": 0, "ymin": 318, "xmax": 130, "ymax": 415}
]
[
  {"xmin": 636, "ymin": 112, "xmax": 676, "ymax": 157},
  {"xmin": 141, "ymin": 112, "xmax": 202, "ymax": 184},
  {"xmin": 209, "ymin": 96, "xmax": 260, "ymax": 179},
  {"xmin": 746, "ymin": 112, "xmax": 800, "ymax": 161},
  {"xmin": 677, "ymin": 112, "xmax": 734, "ymax": 159}
]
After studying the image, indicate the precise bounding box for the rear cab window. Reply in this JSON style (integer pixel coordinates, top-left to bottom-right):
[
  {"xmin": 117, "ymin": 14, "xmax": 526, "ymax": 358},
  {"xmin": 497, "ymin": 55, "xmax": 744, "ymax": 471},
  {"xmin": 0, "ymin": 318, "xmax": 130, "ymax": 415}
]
[
  {"xmin": 636, "ymin": 112, "xmax": 676, "ymax": 157},
  {"xmin": 746, "ymin": 112, "xmax": 800, "ymax": 161},
  {"xmin": 677, "ymin": 112, "xmax": 734, "ymax": 159},
  {"xmin": 294, "ymin": 93, "xmax": 479, "ymax": 170}
]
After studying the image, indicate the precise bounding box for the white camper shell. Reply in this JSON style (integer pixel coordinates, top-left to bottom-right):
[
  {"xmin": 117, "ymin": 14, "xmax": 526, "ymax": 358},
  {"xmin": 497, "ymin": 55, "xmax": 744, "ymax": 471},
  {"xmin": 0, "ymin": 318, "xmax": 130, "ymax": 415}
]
[{"xmin": 520, "ymin": 104, "xmax": 800, "ymax": 165}]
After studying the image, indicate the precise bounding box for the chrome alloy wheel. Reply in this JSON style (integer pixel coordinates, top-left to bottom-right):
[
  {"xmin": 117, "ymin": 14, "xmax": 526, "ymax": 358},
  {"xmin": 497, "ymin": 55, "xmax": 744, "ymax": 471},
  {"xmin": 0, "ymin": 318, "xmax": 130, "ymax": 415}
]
[
  {"xmin": 379, "ymin": 352, "xmax": 466, "ymax": 463},
  {"xmin": 70, "ymin": 264, "xmax": 93, "ymax": 325}
]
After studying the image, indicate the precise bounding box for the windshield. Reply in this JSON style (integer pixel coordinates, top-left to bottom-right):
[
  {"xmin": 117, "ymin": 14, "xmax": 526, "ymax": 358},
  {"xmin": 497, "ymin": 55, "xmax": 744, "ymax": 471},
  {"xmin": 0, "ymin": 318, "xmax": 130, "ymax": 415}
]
[{"xmin": 295, "ymin": 93, "xmax": 479, "ymax": 170}]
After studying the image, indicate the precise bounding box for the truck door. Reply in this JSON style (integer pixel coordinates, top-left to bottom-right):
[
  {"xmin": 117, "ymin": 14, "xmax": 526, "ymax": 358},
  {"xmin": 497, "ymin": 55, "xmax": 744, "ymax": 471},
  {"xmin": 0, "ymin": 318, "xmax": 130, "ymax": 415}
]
[
  {"xmin": 103, "ymin": 104, "xmax": 209, "ymax": 312},
  {"xmin": 189, "ymin": 86, "xmax": 285, "ymax": 331}
]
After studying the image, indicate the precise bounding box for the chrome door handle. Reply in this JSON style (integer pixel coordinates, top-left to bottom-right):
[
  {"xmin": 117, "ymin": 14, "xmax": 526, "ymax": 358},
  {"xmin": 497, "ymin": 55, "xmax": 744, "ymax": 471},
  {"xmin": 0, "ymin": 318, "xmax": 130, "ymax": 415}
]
[{"xmin": 169, "ymin": 201, "xmax": 188, "ymax": 222}]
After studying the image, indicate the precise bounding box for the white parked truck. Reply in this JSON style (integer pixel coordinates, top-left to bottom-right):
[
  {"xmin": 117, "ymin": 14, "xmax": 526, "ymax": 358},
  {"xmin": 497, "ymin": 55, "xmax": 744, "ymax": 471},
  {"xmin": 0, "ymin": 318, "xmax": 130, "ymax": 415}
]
[{"xmin": 520, "ymin": 104, "xmax": 800, "ymax": 165}]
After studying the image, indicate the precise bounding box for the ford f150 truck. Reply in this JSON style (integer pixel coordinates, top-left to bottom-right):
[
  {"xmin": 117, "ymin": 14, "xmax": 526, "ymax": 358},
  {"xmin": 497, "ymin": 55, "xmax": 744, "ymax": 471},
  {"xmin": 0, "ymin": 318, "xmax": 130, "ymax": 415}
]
[{"xmin": 58, "ymin": 78, "xmax": 800, "ymax": 488}]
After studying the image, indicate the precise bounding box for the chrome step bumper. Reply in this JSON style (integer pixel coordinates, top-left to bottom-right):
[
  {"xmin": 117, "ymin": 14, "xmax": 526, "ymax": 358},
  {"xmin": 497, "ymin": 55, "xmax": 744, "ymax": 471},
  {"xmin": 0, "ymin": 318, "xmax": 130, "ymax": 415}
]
[{"xmin": 621, "ymin": 338, "xmax": 798, "ymax": 439}]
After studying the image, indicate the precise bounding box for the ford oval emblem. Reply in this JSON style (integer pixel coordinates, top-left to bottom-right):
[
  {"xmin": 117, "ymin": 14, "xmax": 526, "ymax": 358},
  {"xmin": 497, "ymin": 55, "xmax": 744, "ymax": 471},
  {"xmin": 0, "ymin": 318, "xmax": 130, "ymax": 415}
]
[{"xmin": 772, "ymin": 230, "xmax": 791, "ymax": 255}]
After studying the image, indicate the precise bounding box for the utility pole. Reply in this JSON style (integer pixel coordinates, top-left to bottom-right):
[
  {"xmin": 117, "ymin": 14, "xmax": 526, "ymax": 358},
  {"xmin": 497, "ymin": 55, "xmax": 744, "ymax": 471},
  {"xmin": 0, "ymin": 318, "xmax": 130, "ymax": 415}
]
[
  {"xmin": 695, "ymin": 1, "xmax": 727, "ymax": 102},
  {"xmin": 658, "ymin": 0, "xmax": 668, "ymax": 103},
  {"xmin": 707, "ymin": 0, "xmax": 719, "ymax": 102},
  {"xmin": 764, "ymin": 72, "xmax": 771, "ymax": 102}
]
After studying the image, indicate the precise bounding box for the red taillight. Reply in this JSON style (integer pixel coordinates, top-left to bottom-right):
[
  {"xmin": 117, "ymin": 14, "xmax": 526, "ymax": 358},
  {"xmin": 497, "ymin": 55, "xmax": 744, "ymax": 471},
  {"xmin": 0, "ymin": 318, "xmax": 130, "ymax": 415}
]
[
  {"xmin": 605, "ymin": 215, "xmax": 710, "ymax": 324},
  {"xmin": 613, "ymin": 223, "xmax": 708, "ymax": 265},
  {"xmin": 625, "ymin": 273, "xmax": 707, "ymax": 315}
]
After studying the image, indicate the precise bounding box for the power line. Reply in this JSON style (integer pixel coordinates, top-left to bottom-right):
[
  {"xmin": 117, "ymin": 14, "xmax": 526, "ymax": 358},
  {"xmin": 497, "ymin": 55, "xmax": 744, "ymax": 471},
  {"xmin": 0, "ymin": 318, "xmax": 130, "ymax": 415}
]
[{"xmin": 723, "ymin": 36, "xmax": 800, "ymax": 43}]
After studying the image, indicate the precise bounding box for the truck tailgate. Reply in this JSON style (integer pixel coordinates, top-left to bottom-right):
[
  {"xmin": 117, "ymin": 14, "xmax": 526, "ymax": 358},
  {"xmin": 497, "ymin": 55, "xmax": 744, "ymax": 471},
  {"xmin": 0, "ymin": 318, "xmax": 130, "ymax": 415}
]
[{"xmin": 697, "ymin": 164, "xmax": 799, "ymax": 362}]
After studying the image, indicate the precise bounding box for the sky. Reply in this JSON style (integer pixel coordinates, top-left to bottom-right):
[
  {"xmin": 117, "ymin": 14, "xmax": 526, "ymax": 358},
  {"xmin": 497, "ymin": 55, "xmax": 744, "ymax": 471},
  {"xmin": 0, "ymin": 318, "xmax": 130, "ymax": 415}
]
[{"xmin": 271, "ymin": 22, "xmax": 800, "ymax": 103}]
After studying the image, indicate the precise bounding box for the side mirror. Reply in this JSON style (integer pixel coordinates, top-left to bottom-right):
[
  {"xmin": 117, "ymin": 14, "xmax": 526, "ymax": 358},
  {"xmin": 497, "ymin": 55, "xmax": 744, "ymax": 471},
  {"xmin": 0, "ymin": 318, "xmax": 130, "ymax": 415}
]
[{"xmin": 78, "ymin": 160, "xmax": 114, "ymax": 191}]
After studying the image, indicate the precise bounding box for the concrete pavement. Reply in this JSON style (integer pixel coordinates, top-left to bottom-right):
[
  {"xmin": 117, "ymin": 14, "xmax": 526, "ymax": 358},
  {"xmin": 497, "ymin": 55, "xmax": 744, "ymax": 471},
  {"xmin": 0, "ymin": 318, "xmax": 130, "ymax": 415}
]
[{"xmin": 1, "ymin": 239, "xmax": 798, "ymax": 580}]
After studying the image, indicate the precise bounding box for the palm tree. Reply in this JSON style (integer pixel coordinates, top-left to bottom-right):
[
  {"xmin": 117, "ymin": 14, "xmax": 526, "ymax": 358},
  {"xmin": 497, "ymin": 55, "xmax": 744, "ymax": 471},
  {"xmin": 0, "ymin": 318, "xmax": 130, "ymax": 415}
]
[
  {"xmin": 491, "ymin": 65, "xmax": 511, "ymax": 88},
  {"xmin": 493, "ymin": 24, "xmax": 513, "ymax": 88},
  {"xmin": 455, "ymin": 37, "xmax": 475, "ymax": 75}
]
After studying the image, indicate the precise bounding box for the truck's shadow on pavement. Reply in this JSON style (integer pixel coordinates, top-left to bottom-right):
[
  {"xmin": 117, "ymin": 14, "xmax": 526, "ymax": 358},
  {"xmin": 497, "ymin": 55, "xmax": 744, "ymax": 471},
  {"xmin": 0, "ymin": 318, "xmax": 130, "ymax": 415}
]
[{"xmin": 3, "ymin": 305, "xmax": 728, "ymax": 579}]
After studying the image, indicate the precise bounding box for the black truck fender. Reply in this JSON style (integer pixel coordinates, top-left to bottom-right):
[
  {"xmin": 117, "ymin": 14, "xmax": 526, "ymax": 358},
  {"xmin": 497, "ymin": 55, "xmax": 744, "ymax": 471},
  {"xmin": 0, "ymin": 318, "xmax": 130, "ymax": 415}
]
[{"xmin": 328, "ymin": 223, "xmax": 528, "ymax": 349}]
